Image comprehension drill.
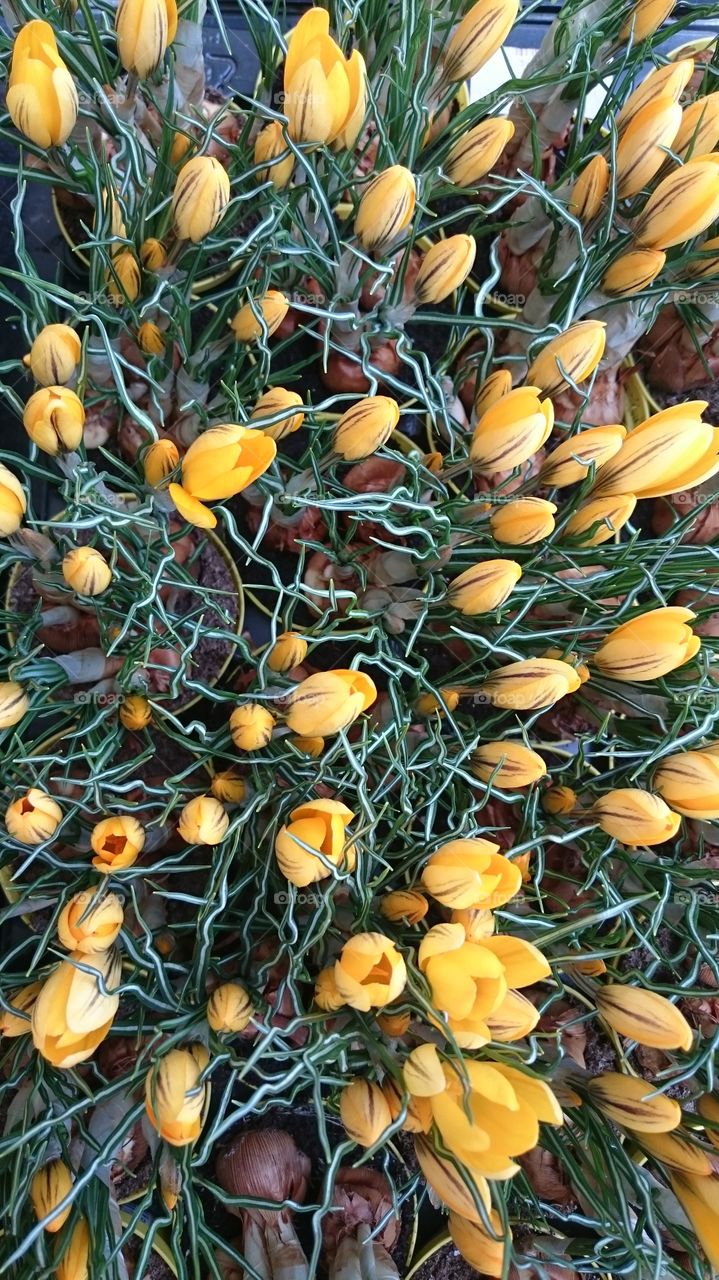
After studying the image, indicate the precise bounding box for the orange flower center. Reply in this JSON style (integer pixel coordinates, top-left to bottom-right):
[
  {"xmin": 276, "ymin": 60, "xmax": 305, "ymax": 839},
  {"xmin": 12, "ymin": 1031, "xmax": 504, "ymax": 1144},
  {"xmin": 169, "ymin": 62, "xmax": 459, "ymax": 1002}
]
[
  {"xmin": 362, "ymin": 954, "xmax": 392, "ymax": 986},
  {"xmin": 103, "ymin": 835, "xmax": 128, "ymax": 856}
]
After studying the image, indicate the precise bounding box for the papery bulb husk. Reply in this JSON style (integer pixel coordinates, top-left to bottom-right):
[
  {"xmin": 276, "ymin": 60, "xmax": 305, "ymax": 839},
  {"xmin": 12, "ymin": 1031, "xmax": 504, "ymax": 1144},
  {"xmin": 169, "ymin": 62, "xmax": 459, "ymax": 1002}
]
[
  {"xmin": 322, "ymin": 1168, "xmax": 401, "ymax": 1257},
  {"xmin": 215, "ymin": 1130, "xmax": 310, "ymax": 1221},
  {"xmin": 331, "ymin": 1230, "xmax": 399, "ymax": 1280},
  {"xmin": 266, "ymin": 1216, "xmax": 310, "ymax": 1280}
]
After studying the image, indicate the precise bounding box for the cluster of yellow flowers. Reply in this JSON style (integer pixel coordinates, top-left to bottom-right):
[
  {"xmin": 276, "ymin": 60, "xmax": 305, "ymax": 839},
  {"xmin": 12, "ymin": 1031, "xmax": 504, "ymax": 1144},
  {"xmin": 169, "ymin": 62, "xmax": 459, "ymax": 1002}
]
[{"xmin": 3, "ymin": 0, "xmax": 719, "ymax": 1275}]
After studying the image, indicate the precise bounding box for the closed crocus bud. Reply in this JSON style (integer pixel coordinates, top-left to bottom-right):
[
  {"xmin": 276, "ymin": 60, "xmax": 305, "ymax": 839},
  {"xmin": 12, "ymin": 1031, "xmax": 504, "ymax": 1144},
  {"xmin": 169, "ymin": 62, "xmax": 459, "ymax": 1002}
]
[
  {"xmin": 178, "ymin": 795, "xmax": 229, "ymax": 846},
  {"xmin": 449, "ymin": 1212, "xmax": 508, "ymax": 1279},
  {"xmin": 403, "ymin": 1044, "xmax": 446, "ymax": 1100},
  {"xmin": 470, "ymin": 386, "xmax": 553, "ymax": 474},
  {"xmin": 62, "ymin": 546, "xmax": 112, "ymax": 596},
  {"xmin": 340, "ymin": 1079, "xmax": 392, "ymax": 1147},
  {"xmin": 314, "ymin": 967, "xmax": 346, "ymax": 1012},
  {"xmin": 229, "ymin": 703, "xmax": 276, "ymax": 751},
  {"xmin": 332, "ymin": 48, "xmax": 367, "ymax": 151},
  {"xmin": 137, "ymin": 321, "xmax": 165, "ymax": 355},
  {"xmin": 101, "ymin": 189, "xmax": 127, "ymax": 240},
  {"xmin": 291, "ymin": 734, "xmax": 325, "ymax": 757},
  {"xmin": 569, "ymin": 956, "xmax": 606, "ymax": 978},
  {"xmin": 528, "ymin": 321, "xmax": 606, "ymax": 399},
  {"xmin": 0, "ymin": 462, "xmax": 26, "ymax": 536},
  {"xmin": 55, "ymin": 1217, "xmax": 90, "ymax": 1280},
  {"xmin": 5, "ymin": 788, "xmax": 62, "ymax": 845},
  {"xmin": 540, "ymin": 425, "xmax": 626, "ymax": 487},
  {"xmin": 415, "ymin": 688, "xmax": 460, "ymax": 716},
  {"xmin": 251, "ymin": 387, "xmax": 304, "ymax": 440},
  {"xmin": 354, "ymin": 166, "xmax": 416, "ymax": 255},
  {"xmin": 414, "ymin": 1136, "xmax": 492, "ymax": 1224},
  {"xmin": 145, "ymin": 1047, "xmax": 207, "ymax": 1146},
  {"xmin": 616, "ymin": 60, "xmax": 693, "ymax": 136},
  {"xmin": 676, "ymin": 94, "xmax": 719, "ymax": 159},
  {"xmin": 24, "ymin": 324, "xmax": 81, "ymax": 386},
  {"xmin": 473, "ymin": 368, "xmax": 512, "ymax": 420},
  {"xmin": 115, "ymin": 0, "xmax": 178, "ymax": 78},
  {"xmin": 698, "ymin": 1094, "xmax": 719, "ymax": 1149},
  {"xmin": 210, "ymin": 768, "xmax": 246, "ymax": 804},
  {"xmin": 333, "ymin": 396, "xmax": 400, "ymax": 460},
  {"xmin": 140, "ymin": 238, "xmax": 167, "ymax": 270},
  {"xmin": 542, "ymin": 785, "xmax": 577, "ymax": 815},
  {"xmin": 207, "ymin": 981, "xmax": 254, "ymax": 1032},
  {"xmin": 0, "ymin": 682, "xmax": 29, "ymax": 729},
  {"xmin": 285, "ymin": 668, "xmax": 377, "ymax": 737},
  {"xmin": 376, "ymin": 1010, "xmax": 411, "ymax": 1038},
  {"xmin": 588, "ymin": 1072, "xmax": 681, "ymax": 1132},
  {"xmin": 486, "ymin": 988, "xmax": 541, "ymax": 1041},
  {"xmin": 481, "ymin": 658, "xmax": 581, "ymax": 711},
  {"xmin": 254, "ymin": 121, "xmax": 294, "ymax": 188},
  {"xmin": 172, "ymin": 156, "xmax": 231, "ymax": 243},
  {"xmin": 592, "ymin": 789, "xmax": 681, "ymax": 846},
  {"xmin": 380, "ymin": 889, "xmax": 429, "ymax": 924},
  {"xmin": 57, "ymin": 887, "xmax": 123, "ymax": 953},
  {"xmin": 382, "ymin": 1075, "xmax": 432, "ymax": 1132},
  {"xmin": 0, "ymin": 981, "xmax": 41, "ymax": 1036},
  {"xmin": 334, "ymin": 933, "xmax": 407, "ymax": 1011},
  {"xmin": 450, "ymin": 907, "xmax": 495, "ymax": 940},
  {"xmin": 692, "ymin": 233, "xmax": 719, "ymax": 279},
  {"xmin": 596, "ymin": 984, "xmax": 693, "ymax": 1051},
  {"xmin": 471, "ymin": 740, "xmax": 547, "ymax": 788},
  {"xmin": 634, "ymin": 160, "xmax": 719, "ymax": 250},
  {"xmin": 267, "ymin": 632, "xmax": 308, "ymax": 673},
  {"xmin": 90, "ymin": 815, "xmax": 145, "ymax": 872},
  {"xmin": 621, "ymin": 0, "xmax": 677, "ymax": 42},
  {"xmin": 171, "ymin": 131, "xmax": 191, "ymax": 165},
  {"xmin": 169, "ymin": 424, "xmax": 276, "ymax": 529},
  {"xmin": 654, "ymin": 746, "xmax": 719, "ymax": 819},
  {"xmin": 442, "ymin": 0, "xmax": 519, "ymax": 83},
  {"xmin": 32, "ymin": 949, "xmax": 121, "ymax": 1067},
  {"xmin": 283, "ymin": 9, "xmax": 366, "ymax": 148},
  {"xmin": 445, "ymin": 118, "xmax": 515, "ymax": 187},
  {"xmin": 447, "ymin": 559, "xmax": 522, "ymax": 616},
  {"xmin": 602, "ymin": 247, "xmax": 667, "ymax": 297},
  {"xmin": 275, "ymin": 797, "xmax": 355, "ymax": 886},
  {"xmin": 563, "ymin": 493, "xmax": 637, "ymax": 546},
  {"xmin": 591, "ymin": 402, "xmax": 719, "ymax": 499},
  {"xmin": 422, "ymin": 838, "xmax": 522, "ymax": 910},
  {"xmin": 490, "ymin": 496, "xmax": 557, "ymax": 545},
  {"xmin": 231, "ymin": 290, "xmax": 289, "ymax": 343},
  {"xmin": 119, "ymin": 694, "xmax": 152, "ymax": 730},
  {"xmin": 7, "ymin": 20, "xmax": 78, "ymax": 148},
  {"xmin": 31, "ymin": 1159, "xmax": 73, "ymax": 1233},
  {"xmin": 415, "ymin": 236, "xmax": 476, "ymax": 305},
  {"xmin": 143, "ymin": 438, "xmax": 180, "ymax": 487},
  {"xmin": 616, "ymin": 97, "xmax": 682, "ymax": 199},
  {"xmin": 592, "ymin": 607, "xmax": 700, "ymax": 682},
  {"xmin": 669, "ymin": 1172, "xmax": 719, "ymax": 1271},
  {"xmin": 106, "ymin": 250, "xmax": 141, "ymax": 306},
  {"xmin": 24, "ymin": 386, "xmax": 84, "ymax": 454},
  {"xmin": 568, "ymin": 155, "xmax": 609, "ymax": 222}
]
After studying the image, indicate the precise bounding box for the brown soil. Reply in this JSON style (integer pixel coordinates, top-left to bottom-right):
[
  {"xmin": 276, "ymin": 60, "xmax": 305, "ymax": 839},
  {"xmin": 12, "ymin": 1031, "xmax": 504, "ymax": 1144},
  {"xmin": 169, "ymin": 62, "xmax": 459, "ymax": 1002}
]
[
  {"xmin": 123, "ymin": 1231, "xmax": 174, "ymax": 1280},
  {"xmin": 410, "ymin": 1242, "xmax": 477, "ymax": 1280},
  {"xmin": 114, "ymin": 1148, "xmax": 154, "ymax": 1203},
  {"xmin": 652, "ymin": 378, "xmax": 719, "ymax": 419},
  {"xmin": 583, "ymin": 1023, "xmax": 617, "ymax": 1076}
]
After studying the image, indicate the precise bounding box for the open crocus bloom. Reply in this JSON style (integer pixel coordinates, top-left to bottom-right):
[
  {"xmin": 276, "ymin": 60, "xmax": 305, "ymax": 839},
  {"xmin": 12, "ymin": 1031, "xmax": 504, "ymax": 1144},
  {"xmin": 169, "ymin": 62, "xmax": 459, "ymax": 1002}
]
[
  {"xmin": 283, "ymin": 8, "xmax": 366, "ymax": 148},
  {"xmin": 169, "ymin": 425, "xmax": 276, "ymax": 529}
]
